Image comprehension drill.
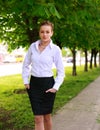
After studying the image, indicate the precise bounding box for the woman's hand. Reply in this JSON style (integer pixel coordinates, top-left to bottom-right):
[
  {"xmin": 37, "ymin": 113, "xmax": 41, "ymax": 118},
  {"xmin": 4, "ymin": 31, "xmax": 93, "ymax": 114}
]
[
  {"xmin": 46, "ymin": 88, "xmax": 57, "ymax": 93},
  {"xmin": 24, "ymin": 84, "xmax": 30, "ymax": 89}
]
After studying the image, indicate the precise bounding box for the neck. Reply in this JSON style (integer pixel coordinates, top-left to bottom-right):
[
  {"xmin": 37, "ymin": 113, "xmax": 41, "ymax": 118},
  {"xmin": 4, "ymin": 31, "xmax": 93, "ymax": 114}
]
[{"xmin": 41, "ymin": 40, "xmax": 51, "ymax": 46}]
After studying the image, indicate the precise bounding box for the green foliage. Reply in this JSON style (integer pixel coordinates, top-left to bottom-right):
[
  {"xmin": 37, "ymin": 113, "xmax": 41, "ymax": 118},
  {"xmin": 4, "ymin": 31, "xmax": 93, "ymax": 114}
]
[
  {"xmin": 0, "ymin": 0, "xmax": 61, "ymax": 50},
  {"xmin": 0, "ymin": 0, "xmax": 100, "ymax": 75},
  {"xmin": 0, "ymin": 0, "xmax": 100, "ymax": 52}
]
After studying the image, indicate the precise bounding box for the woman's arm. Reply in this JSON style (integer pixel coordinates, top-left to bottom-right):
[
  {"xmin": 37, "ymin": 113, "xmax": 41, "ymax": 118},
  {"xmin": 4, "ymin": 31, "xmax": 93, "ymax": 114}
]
[{"xmin": 22, "ymin": 46, "xmax": 32, "ymax": 85}]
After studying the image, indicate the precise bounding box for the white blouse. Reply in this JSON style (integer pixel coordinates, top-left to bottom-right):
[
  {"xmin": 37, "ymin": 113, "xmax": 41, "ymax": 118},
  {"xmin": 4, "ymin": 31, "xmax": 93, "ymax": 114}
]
[{"xmin": 22, "ymin": 40, "xmax": 65, "ymax": 90}]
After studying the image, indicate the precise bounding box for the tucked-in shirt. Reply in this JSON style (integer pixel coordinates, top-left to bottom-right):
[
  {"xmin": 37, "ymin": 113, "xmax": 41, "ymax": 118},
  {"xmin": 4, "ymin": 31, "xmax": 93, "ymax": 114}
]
[{"xmin": 22, "ymin": 40, "xmax": 65, "ymax": 90}]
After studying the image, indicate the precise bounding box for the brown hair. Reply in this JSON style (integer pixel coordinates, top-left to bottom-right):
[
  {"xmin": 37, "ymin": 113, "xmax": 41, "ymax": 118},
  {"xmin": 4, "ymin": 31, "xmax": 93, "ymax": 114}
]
[{"xmin": 40, "ymin": 21, "xmax": 54, "ymax": 31}]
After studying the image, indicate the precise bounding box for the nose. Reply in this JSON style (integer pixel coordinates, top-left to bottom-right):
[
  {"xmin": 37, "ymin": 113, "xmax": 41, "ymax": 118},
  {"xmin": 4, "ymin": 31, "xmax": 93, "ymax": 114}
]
[{"xmin": 43, "ymin": 32, "xmax": 47, "ymax": 35}]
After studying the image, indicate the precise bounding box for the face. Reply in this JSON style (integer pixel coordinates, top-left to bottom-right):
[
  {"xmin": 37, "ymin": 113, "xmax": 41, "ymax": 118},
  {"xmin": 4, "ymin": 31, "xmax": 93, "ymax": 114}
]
[{"xmin": 39, "ymin": 25, "xmax": 53, "ymax": 43}]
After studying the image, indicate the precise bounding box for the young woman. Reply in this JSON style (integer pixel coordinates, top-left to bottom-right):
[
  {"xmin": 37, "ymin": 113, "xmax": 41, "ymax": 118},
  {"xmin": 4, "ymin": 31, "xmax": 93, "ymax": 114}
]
[{"xmin": 22, "ymin": 21, "xmax": 65, "ymax": 130}]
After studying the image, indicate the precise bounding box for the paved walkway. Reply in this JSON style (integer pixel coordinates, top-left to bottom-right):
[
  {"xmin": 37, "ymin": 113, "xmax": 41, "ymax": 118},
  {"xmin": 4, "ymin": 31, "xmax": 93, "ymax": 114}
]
[
  {"xmin": 53, "ymin": 77, "xmax": 100, "ymax": 130},
  {"xmin": 0, "ymin": 63, "xmax": 22, "ymax": 76}
]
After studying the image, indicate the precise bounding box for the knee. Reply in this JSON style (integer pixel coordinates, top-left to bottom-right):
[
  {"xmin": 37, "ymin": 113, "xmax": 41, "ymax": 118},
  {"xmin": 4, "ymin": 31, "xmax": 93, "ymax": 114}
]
[
  {"xmin": 34, "ymin": 116, "xmax": 43, "ymax": 124},
  {"xmin": 44, "ymin": 114, "xmax": 51, "ymax": 123}
]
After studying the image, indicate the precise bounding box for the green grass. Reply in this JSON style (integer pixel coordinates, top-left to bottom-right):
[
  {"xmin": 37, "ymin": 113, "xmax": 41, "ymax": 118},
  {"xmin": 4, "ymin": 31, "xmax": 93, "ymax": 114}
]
[{"xmin": 0, "ymin": 66, "xmax": 100, "ymax": 129}]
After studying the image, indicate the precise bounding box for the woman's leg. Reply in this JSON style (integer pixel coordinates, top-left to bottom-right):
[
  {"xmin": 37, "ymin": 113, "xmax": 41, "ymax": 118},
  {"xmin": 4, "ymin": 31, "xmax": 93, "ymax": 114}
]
[
  {"xmin": 34, "ymin": 115, "xmax": 44, "ymax": 130},
  {"xmin": 44, "ymin": 114, "xmax": 52, "ymax": 130}
]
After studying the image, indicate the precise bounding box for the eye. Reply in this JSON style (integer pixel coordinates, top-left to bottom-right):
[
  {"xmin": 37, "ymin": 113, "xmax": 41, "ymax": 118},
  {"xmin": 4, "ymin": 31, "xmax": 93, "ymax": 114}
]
[
  {"xmin": 40, "ymin": 30, "xmax": 50, "ymax": 34},
  {"xmin": 46, "ymin": 31, "xmax": 50, "ymax": 33},
  {"xmin": 40, "ymin": 31, "xmax": 44, "ymax": 33}
]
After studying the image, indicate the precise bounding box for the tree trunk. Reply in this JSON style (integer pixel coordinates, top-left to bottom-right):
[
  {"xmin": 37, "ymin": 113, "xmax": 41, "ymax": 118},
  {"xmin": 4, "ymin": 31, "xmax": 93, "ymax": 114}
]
[
  {"xmin": 84, "ymin": 49, "xmax": 88, "ymax": 72},
  {"xmin": 93, "ymin": 49, "xmax": 98, "ymax": 68},
  {"xmin": 94, "ymin": 53, "xmax": 97, "ymax": 67},
  {"xmin": 99, "ymin": 51, "xmax": 100, "ymax": 67},
  {"xmin": 25, "ymin": 17, "xmax": 39, "ymax": 44},
  {"xmin": 89, "ymin": 49, "xmax": 94, "ymax": 69},
  {"xmin": 72, "ymin": 48, "xmax": 77, "ymax": 76}
]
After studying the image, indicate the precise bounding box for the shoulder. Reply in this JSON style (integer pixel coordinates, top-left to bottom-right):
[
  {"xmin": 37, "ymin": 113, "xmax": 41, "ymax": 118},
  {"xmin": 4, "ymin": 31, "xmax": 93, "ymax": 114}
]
[
  {"xmin": 29, "ymin": 40, "xmax": 40, "ymax": 50},
  {"xmin": 51, "ymin": 40, "xmax": 60, "ymax": 49},
  {"xmin": 30, "ymin": 40, "xmax": 40, "ymax": 47},
  {"xmin": 51, "ymin": 42, "xmax": 61, "ymax": 53}
]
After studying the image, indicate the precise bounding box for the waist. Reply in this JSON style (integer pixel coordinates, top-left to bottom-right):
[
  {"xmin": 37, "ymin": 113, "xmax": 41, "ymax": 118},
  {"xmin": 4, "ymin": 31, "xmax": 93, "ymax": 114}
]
[
  {"xmin": 31, "ymin": 75, "xmax": 54, "ymax": 79},
  {"xmin": 31, "ymin": 69, "xmax": 53, "ymax": 77}
]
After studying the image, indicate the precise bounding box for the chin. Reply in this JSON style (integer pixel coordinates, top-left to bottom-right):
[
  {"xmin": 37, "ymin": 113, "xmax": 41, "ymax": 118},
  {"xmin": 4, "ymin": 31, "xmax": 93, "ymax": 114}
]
[{"xmin": 42, "ymin": 39, "xmax": 50, "ymax": 43}]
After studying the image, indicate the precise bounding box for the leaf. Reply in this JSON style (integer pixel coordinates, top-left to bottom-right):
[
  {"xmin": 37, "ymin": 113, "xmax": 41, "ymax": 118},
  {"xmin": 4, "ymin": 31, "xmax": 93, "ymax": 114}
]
[{"xmin": 48, "ymin": 4, "xmax": 61, "ymax": 19}]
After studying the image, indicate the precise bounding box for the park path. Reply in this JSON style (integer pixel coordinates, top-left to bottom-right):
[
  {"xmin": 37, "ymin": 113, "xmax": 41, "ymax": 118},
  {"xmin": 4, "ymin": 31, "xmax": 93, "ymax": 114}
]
[{"xmin": 53, "ymin": 76, "xmax": 100, "ymax": 130}]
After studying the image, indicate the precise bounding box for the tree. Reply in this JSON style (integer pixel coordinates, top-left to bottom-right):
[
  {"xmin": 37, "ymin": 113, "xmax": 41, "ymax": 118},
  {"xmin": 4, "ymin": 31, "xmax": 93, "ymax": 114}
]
[
  {"xmin": 0, "ymin": 0, "xmax": 100, "ymax": 75},
  {"xmin": 60, "ymin": 0, "xmax": 100, "ymax": 74},
  {"xmin": 0, "ymin": 0, "xmax": 60, "ymax": 51}
]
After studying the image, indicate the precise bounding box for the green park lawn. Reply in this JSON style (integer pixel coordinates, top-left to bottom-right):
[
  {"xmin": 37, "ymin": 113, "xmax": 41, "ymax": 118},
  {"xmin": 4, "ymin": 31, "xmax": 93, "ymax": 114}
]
[{"xmin": 0, "ymin": 66, "xmax": 100, "ymax": 130}]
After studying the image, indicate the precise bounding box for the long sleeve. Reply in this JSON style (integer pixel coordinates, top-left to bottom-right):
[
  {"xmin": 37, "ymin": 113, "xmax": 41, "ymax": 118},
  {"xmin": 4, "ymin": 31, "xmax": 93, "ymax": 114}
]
[
  {"xmin": 53, "ymin": 47, "xmax": 65, "ymax": 91},
  {"xmin": 22, "ymin": 47, "xmax": 32, "ymax": 84}
]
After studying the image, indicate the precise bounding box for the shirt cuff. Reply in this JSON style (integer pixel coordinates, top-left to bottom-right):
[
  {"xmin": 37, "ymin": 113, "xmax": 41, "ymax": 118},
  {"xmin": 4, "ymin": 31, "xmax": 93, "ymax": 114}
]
[
  {"xmin": 53, "ymin": 83, "xmax": 61, "ymax": 91},
  {"xmin": 23, "ymin": 77, "xmax": 29, "ymax": 85}
]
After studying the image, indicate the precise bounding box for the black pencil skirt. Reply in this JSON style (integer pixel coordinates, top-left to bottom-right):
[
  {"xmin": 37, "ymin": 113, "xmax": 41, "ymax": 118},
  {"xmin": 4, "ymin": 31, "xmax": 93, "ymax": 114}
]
[{"xmin": 27, "ymin": 76, "xmax": 56, "ymax": 115}]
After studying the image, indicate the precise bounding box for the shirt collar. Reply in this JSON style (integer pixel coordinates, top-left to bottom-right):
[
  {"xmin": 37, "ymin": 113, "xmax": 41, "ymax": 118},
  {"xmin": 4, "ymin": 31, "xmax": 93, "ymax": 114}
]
[
  {"xmin": 49, "ymin": 40, "xmax": 53, "ymax": 49},
  {"xmin": 35, "ymin": 39, "xmax": 53, "ymax": 50},
  {"xmin": 35, "ymin": 40, "xmax": 40, "ymax": 50}
]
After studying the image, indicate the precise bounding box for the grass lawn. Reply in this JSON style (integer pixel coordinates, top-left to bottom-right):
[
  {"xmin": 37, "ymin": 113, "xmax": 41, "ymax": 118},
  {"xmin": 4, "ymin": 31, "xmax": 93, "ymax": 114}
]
[{"xmin": 0, "ymin": 66, "xmax": 100, "ymax": 130}]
